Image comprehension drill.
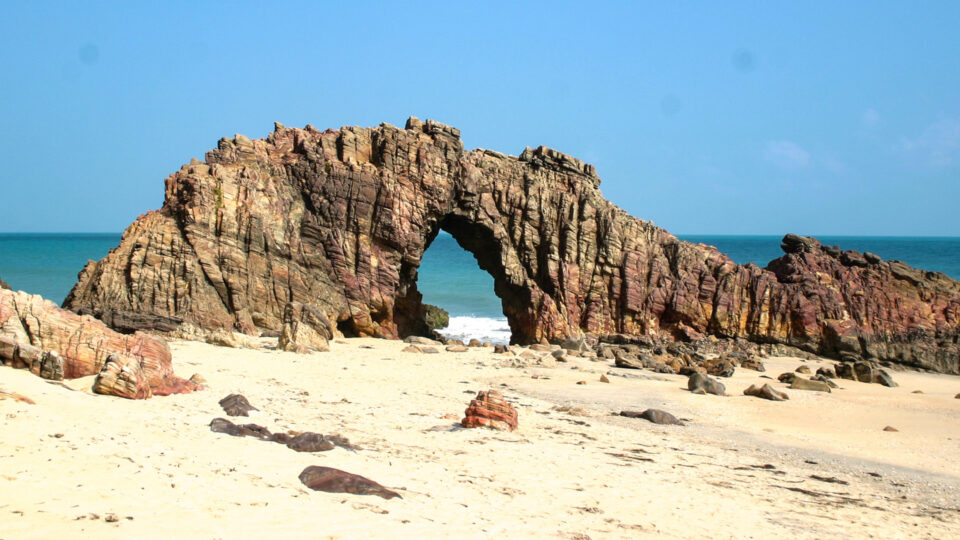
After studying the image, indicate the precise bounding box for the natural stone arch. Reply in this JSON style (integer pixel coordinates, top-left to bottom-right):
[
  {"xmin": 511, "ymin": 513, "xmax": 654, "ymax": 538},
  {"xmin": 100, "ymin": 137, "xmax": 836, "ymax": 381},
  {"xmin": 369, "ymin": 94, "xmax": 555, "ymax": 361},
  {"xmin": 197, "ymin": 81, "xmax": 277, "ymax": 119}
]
[
  {"xmin": 64, "ymin": 117, "xmax": 960, "ymax": 372},
  {"xmin": 430, "ymin": 213, "xmax": 538, "ymax": 344}
]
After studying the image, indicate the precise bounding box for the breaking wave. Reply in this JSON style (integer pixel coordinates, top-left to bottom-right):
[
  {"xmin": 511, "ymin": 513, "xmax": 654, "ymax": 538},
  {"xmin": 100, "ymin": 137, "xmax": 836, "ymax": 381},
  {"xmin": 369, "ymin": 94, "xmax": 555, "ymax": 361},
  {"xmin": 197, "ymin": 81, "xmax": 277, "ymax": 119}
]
[{"xmin": 437, "ymin": 316, "xmax": 511, "ymax": 345}]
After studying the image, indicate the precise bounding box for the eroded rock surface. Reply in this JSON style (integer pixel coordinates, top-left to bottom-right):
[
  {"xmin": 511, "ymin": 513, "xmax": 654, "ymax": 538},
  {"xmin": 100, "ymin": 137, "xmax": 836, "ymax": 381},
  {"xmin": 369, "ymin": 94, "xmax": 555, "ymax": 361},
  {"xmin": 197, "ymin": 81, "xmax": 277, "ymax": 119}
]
[
  {"xmin": 0, "ymin": 288, "xmax": 196, "ymax": 398},
  {"xmin": 462, "ymin": 389, "xmax": 518, "ymax": 431},
  {"xmin": 63, "ymin": 119, "xmax": 960, "ymax": 373}
]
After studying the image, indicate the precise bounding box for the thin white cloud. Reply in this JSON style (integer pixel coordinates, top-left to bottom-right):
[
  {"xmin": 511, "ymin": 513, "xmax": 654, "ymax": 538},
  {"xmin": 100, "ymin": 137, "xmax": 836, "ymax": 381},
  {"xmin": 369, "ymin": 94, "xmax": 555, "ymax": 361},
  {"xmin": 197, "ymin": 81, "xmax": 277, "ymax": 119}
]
[
  {"xmin": 764, "ymin": 140, "xmax": 810, "ymax": 169},
  {"xmin": 900, "ymin": 118, "xmax": 960, "ymax": 168},
  {"xmin": 862, "ymin": 109, "xmax": 881, "ymax": 128},
  {"xmin": 821, "ymin": 157, "xmax": 849, "ymax": 175}
]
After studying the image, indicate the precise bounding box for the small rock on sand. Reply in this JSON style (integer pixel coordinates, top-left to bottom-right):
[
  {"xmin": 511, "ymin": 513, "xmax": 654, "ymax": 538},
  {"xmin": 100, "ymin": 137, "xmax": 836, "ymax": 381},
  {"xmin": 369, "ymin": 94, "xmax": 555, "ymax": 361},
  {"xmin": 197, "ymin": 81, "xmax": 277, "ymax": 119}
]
[
  {"xmin": 462, "ymin": 390, "xmax": 518, "ymax": 431},
  {"xmin": 619, "ymin": 409, "xmax": 683, "ymax": 425},
  {"xmin": 883, "ymin": 426, "xmax": 899, "ymax": 432},
  {"xmin": 816, "ymin": 367, "xmax": 836, "ymax": 379},
  {"xmin": 739, "ymin": 358, "xmax": 766, "ymax": 372},
  {"xmin": 401, "ymin": 345, "xmax": 422, "ymax": 353},
  {"xmin": 743, "ymin": 383, "xmax": 789, "ymax": 401},
  {"xmin": 599, "ymin": 374, "xmax": 610, "ymax": 383},
  {"xmin": 778, "ymin": 372, "xmax": 797, "ymax": 384},
  {"xmin": 789, "ymin": 378, "xmax": 832, "ymax": 393},
  {"xmin": 813, "ymin": 374, "xmax": 838, "ymax": 388},
  {"xmin": 445, "ymin": 345, "xmax": 469, "ymax": 353},
  {"xmin": 218, "ymin": 394, "xmax": 258, "ymax": 416},
  {"xmin": 286, "ymin": 432, "xmax": 336, "ymax": 452},
  {"xmin": 299, "ymin": 466, "xmax": 401, "ymax": 499},
  {"xmin": 688, "ymin": 372, "xmax": 725, "ymax": 396}
]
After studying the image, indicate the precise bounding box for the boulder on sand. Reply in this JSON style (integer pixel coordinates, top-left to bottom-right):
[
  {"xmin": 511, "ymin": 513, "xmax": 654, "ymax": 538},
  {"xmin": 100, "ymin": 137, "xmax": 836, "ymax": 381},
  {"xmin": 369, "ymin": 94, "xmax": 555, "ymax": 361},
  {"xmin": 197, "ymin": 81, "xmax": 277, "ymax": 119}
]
[
  {"xmin": 790, "ymin": 377, "xmax": 833, "ymax": 393},
  {"xmin": 744, "ymin": 383, "xmax": 789, "ymax": 401},
  {"xmin": 619, "ymin": 409, "xmax": 683, "ymax": 425},
  {"xmin": 688, "ymin": 372, "xmax": 725, "ymax": 396},
  {"xmin": 219, "ymin": 394, "xmax": 259, "ymax": 416},
  {"xmin": 462, "ymin": 390, "xmax": 518, "ymax": 431},
  {"xmin": 0, "ymin": 288, "xmax": 197, "ymax": 399},
  {"xmin": 299, "ymin": 466, "xmax": 401, "ymax": 499}
]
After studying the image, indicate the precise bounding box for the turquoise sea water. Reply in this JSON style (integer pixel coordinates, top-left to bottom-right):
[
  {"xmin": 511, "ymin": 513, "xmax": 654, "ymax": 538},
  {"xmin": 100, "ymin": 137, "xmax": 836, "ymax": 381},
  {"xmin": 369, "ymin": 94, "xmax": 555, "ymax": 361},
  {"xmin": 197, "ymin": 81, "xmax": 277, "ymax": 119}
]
[{"xmin": 2, "ymin": 233, "xmax": 959, "ymax": 342}]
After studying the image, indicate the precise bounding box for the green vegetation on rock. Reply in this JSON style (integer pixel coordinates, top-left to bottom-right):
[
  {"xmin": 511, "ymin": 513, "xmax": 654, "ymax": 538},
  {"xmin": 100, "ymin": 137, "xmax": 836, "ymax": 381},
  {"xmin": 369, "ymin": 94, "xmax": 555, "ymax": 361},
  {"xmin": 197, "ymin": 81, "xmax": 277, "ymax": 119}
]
[{"xmin": 423, "ymin": 304, "xmax": 449, "ymax": 330}]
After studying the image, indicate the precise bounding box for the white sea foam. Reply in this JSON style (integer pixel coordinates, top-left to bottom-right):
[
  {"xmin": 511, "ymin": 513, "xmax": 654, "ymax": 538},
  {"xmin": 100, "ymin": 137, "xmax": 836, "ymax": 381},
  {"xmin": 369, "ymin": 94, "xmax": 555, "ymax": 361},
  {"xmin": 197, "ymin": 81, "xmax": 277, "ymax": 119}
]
[{"xmin": 437, "ymin": 316, "xmax": 511, "ymax": 345}]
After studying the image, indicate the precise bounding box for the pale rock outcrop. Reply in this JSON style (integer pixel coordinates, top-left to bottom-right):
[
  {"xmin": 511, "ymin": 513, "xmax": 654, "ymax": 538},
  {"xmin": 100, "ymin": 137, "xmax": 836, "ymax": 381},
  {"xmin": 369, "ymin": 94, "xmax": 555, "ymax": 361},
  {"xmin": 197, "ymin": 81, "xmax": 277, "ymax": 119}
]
[{"xmin": 0, "ymin": 288, "xmax": 197, "ymax": 398}]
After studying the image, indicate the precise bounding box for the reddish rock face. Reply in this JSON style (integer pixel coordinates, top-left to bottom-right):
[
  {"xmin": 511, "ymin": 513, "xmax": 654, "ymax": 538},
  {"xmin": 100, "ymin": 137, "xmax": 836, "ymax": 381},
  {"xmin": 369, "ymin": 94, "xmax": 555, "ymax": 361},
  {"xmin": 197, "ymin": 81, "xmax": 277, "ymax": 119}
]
[
  {"xmin": 462, "ymin": 390, "xmax": 519, "ymax": 432},
  {"xmin": 63, "ymin": 119, "xmax": 960, "ymax": 373},
  {"xmin": 0, "ymin": 288, "xmax": 197, "ymax": 398}
]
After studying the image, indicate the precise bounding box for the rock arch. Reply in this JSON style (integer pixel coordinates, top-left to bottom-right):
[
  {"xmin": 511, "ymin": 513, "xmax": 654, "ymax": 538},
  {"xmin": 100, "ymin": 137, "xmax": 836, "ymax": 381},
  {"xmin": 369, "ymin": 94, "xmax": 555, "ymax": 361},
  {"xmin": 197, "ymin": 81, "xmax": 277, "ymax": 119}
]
[{"xmin": 64, "ymin": 118, "xmax": 960, "ymax": 373}]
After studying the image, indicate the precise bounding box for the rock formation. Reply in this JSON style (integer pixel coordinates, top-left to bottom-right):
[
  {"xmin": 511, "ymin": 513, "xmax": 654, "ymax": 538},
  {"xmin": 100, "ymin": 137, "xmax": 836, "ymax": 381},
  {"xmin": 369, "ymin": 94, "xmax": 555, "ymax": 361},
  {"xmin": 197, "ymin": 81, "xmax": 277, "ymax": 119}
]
[
  {"xmin": 835, "ymin": 361, "xmax": 898, "ymax": 387},
  {"xmin": 0, "ymin": 288, "xmax": 196, "ymax": 398},
  {"xmin": 462, "ymin": 389, "xmax": 518, "ymax": 431},
  {"xmin": 63, "ymin": 118, "xmax": 960, "ymax": 373},
  {"xmin": 277, "ymin": 302, "xmax": 333, "ymax": 353},
  {"xmin": 423, "ymin": 304, "xmax": 449, "ymax": 331}
]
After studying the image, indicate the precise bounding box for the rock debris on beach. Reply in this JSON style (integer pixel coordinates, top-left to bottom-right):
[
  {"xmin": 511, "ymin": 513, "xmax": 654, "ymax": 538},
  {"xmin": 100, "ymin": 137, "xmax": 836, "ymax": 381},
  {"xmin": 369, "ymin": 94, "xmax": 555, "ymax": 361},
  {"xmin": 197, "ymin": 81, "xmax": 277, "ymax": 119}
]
[
  {"xmin": 687, "ymin": 372, "xmax": 725, "ymax": 396},
  {"xmin": 744, "ymin": 384, "xmax": 789, "ymax": 401},
  {"xmin": 619, "ymin": 409, "xmax": 683, "ymax": 425},
  {"xmin": 218, "ymin": 394, "xmax": 258, "ymax": 416},
  {"xmin": 298, "ymin": 466, "xmax": 401, "ymax": 500},
  {"xmin": 461, "ymin": 389, "xmax": 518, "ymax": 431},
  {"xmin": 209, "ymin": 417, "xmax": 353, "ymax": 452}
]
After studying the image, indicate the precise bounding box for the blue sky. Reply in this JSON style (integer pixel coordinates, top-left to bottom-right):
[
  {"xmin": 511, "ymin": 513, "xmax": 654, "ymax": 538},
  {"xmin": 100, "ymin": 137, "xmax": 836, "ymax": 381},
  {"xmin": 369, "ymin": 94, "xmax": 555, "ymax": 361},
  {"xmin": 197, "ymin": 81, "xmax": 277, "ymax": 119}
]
[{"xmin": 1, "ymin": 1, "xmax": 958, "ymax": 235}]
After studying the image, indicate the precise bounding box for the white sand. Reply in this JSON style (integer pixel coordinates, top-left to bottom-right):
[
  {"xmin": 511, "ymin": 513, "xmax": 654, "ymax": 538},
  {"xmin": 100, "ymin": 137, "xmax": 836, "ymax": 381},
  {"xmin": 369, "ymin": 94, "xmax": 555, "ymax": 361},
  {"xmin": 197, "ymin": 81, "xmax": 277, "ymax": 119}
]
[{"xmin": 1, "ymin": 338, "xmax": 959, "ymax": 539}]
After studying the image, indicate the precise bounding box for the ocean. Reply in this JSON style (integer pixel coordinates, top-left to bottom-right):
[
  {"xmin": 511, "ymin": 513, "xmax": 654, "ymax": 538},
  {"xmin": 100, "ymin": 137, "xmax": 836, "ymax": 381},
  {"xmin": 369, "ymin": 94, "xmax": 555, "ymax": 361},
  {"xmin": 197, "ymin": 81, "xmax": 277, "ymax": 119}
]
[{"xmin": 2, "ymin": 233, "xmax": 959, "ymax": 344}]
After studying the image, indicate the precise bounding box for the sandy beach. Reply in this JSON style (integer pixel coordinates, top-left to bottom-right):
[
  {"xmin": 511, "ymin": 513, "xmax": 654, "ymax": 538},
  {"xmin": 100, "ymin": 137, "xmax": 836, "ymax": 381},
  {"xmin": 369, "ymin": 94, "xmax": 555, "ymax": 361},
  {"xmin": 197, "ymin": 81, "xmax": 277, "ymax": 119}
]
[{"xmin": 1, "ymin": 338, "xmax": 959, "ymax": 539}]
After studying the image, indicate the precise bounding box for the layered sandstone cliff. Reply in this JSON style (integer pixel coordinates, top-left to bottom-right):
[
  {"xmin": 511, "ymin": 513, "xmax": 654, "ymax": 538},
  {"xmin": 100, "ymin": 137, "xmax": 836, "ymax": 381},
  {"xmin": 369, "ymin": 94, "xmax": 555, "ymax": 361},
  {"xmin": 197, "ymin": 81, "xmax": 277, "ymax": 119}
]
[{"xmin": 63, "ymin": 118, "xmax": 960, "ymax": 373}]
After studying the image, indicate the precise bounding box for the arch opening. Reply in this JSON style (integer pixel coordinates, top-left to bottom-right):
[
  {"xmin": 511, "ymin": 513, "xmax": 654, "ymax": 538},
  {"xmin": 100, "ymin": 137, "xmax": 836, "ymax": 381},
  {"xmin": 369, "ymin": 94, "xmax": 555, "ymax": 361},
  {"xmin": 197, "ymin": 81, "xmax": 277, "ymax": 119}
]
[{"xmin": 397, "ymin": 214, "xmax": 537, "ymax": 345}]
